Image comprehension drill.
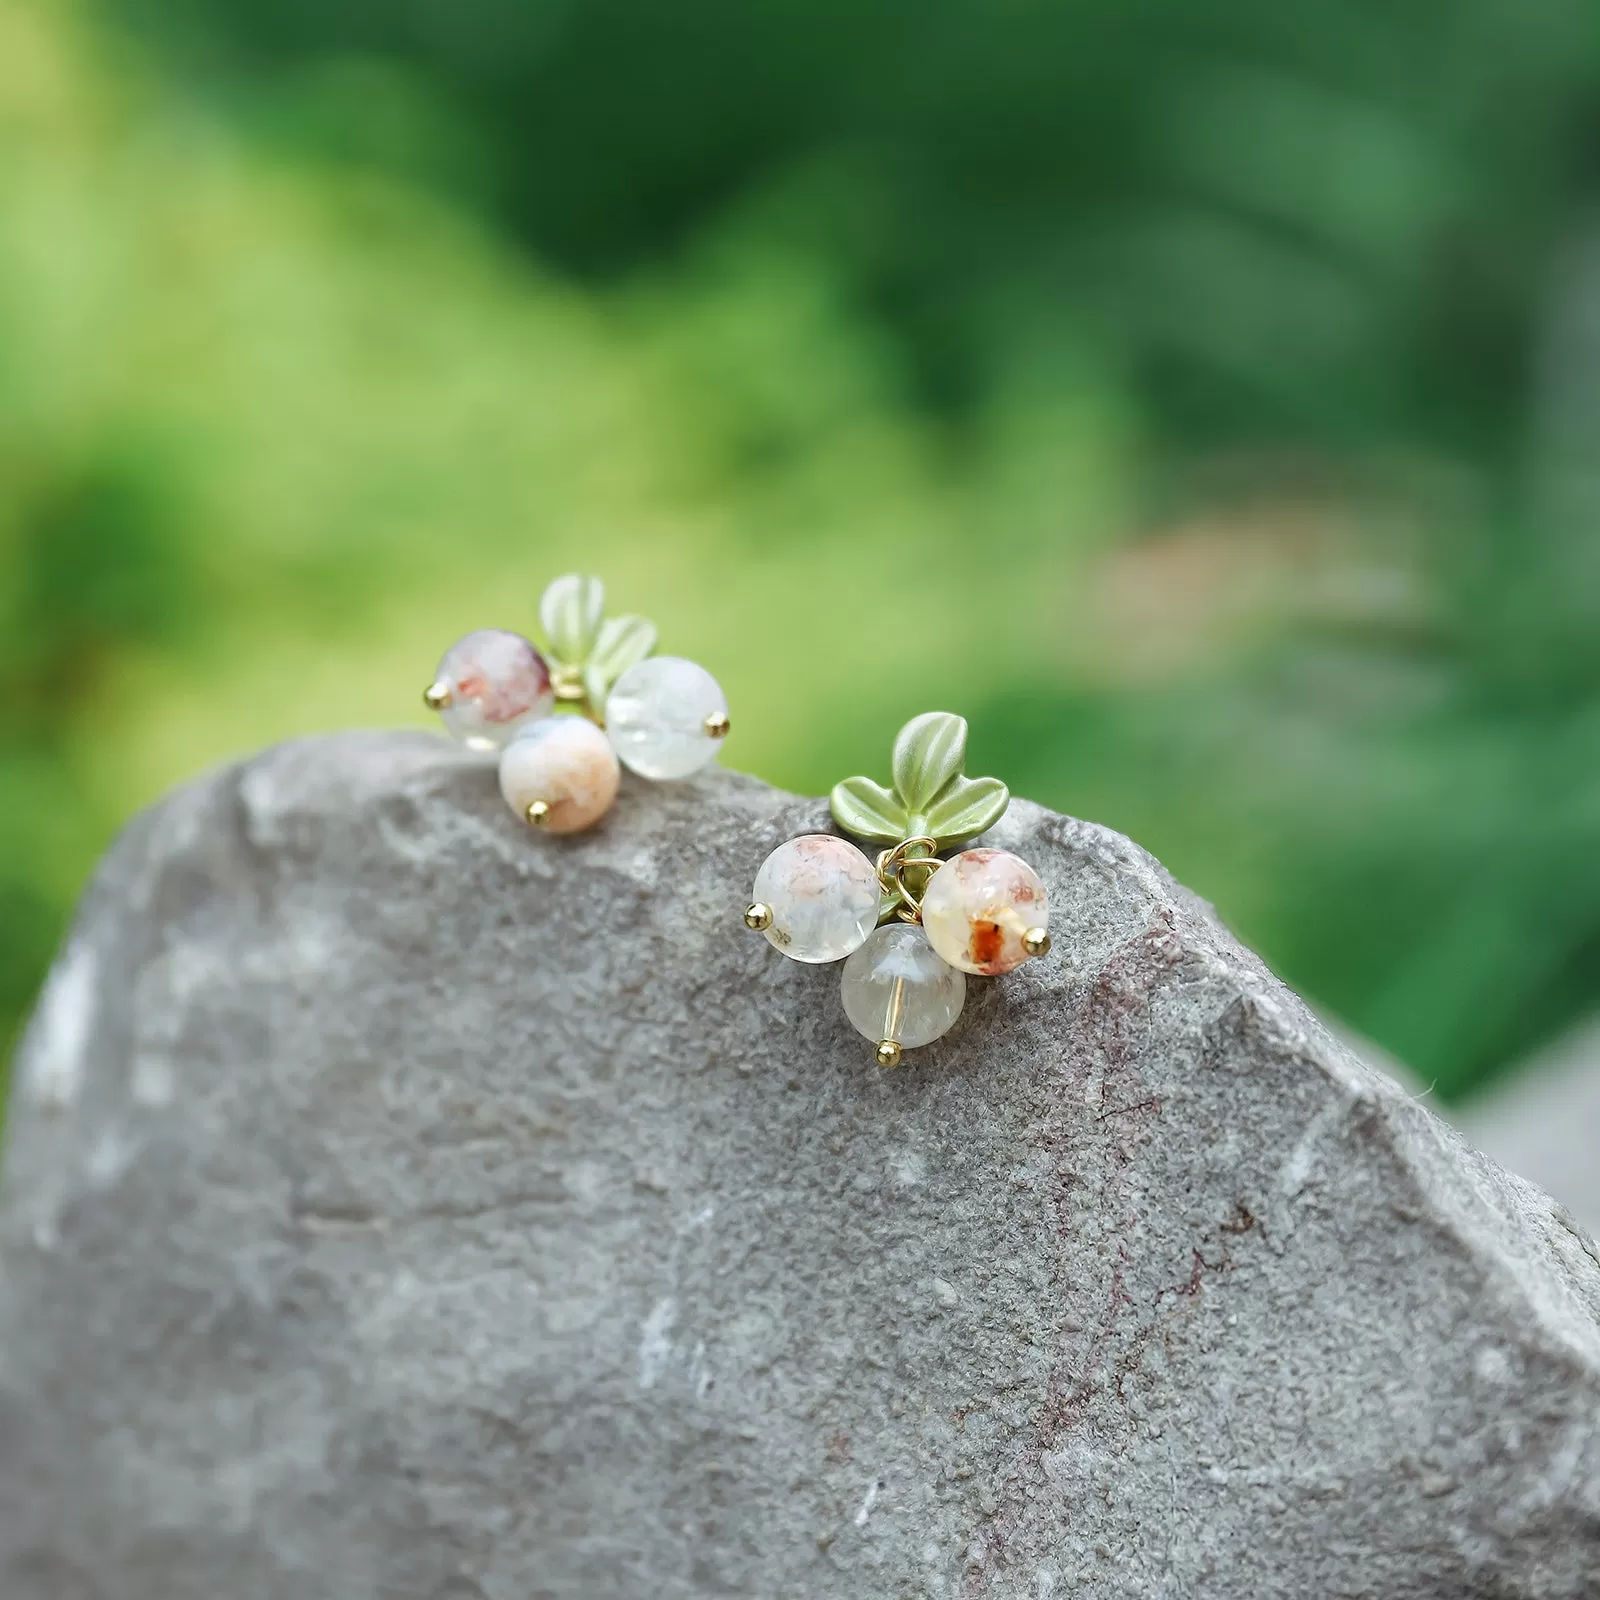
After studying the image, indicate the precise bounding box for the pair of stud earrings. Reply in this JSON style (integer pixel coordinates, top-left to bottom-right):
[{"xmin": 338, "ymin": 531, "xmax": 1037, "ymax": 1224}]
[{"xmin": 426, "ymin": 575, "xmax": 1051, "ymax": 1066}]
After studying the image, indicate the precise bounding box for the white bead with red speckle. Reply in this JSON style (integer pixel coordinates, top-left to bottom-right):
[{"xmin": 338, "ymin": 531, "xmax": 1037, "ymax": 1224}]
[
  {"xmin": 920, "ymin": 848, "xmax": 1049, "ymax": 976},
  {"xmin": 751, "ymin": 835, "xmax": 880, "ymax": 963},
  {"xmin": 434, "ymin": 629, "xmax": 553, "ymax": 751},
  {"xmin": 497, "ymin": 717, "xmax": 620, "ymax": 833}
]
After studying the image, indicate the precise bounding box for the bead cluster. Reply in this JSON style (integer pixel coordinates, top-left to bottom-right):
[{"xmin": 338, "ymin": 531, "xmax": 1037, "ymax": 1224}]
[
  {"xmin": 746, "ymin": 713, "xmax": 1051, "ymax": 1065},
  {"xmin": 425, "ymin": 575, "xmax": 729, "ymax": 833}
]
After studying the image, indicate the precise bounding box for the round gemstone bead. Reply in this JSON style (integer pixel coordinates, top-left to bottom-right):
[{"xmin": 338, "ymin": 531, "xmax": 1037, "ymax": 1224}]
[
  {"xmin": 841, "ymin": 923, "xmax": 966, "ymax": 1048},
  {"xmin": 606, "ymin": 656, "xmax": 728, "ymax": 780},
  {"xmin": 434, "ymin": 629, "xmax": 554, "ymax": 751},
  {"xmin": 920, "ymin": 848, "xmax": 1049, "ymax": 976},
  {"xmin": 497, "ymin": 716, "xmax": 620, "ymax": 834},
  {"xmin": 752, "ymin": 835, "xmax": 880, "ymax": 963}
]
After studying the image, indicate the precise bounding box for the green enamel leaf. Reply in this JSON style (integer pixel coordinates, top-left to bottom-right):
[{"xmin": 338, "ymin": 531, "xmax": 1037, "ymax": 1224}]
[
  {"xmin": 540, "ymin": 573, "xmax": 605, "ymax": 665},
  {"xmin": 835, "ymin": 711, "xmax": 1011, "ymax": 848},
  {"xmin": 593, "ymin": 614, "xmax": 657, "ymax": 674},
  {"xmin": 891, "ymin": 711, "xmax": 968, "ymax": 811},
  {"xmin": 829, "ymin": 776, "xmax": 907, "ymax": 843},
  {"xmin": 582, "ymin": 663, "xmax": 610, "ymax": 712},
  {"xmin": 918, "ymin": 775, "xmax": 1010, "ymax": 846},
  {"xmin": 584, "ymin": 613, "xmax": 657, "ymax": 703}
]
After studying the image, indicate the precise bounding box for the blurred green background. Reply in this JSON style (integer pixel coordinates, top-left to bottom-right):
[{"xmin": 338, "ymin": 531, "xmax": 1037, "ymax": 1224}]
[{"xmin": 4, "ymin": 0, "xmax": 1599, "ymax": 1100}]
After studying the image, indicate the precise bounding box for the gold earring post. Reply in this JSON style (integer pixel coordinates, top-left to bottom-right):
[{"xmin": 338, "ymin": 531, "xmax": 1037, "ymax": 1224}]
[
  {"xmin": 526, "ymin": 800, "xmax": 552, "ymax": 828},
  {"xmin": 744, "ymin": 902, "xmax": 773, "ymax": 931},
  {"xmin": 423, "ymin": 681, "xmax": 453, "ymax": 711}
]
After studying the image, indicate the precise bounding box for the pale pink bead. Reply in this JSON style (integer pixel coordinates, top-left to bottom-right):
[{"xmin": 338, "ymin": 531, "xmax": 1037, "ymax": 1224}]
[
  {"xmin": 497, "ymin": 717, "xmax": 620, "ymax": 834},
  {"xmin": 920, "ymin": 848, "xmax": 1049, "ymax": 976},
  {"xmin": 751, "ymin": 834, "xmax": 880, "ymax": 962},
  {"xmin": 434, "ymin": 629, "xmax": 553, "ymax": 750}
]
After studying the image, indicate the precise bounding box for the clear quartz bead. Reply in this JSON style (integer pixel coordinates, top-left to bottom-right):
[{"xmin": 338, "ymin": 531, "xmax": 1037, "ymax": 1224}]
[
  {"xmin": 606, "ymin": 656, "xmax": 728, "ymax": 780},
  {"xmin": 841, "ymin": 923, "xmax": 966, "ymax": 1048},
  {"xmin": 435, "ymin": 629, "xmax": 554, "ymax": 750},
  {"xmin": 497, "ymin": 716, "xmax": 620, "ymax": 833},
  {"xmin": 921, "ymin": 848, "xmax": 1049, "ymax": 975},
  {"xmin": 752, "ymin": 835, "xmax": 880, "ymax": 963}
]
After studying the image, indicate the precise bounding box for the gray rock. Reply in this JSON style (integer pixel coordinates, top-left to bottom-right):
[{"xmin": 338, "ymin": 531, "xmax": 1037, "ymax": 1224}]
[
  {"xmin": 1458, "ymin": 1018, "xmax": 1600, "ymax": 1238},
  {"xmin": 1, "ymin": 731, "xmax": 1597, "ymax": 1600}
]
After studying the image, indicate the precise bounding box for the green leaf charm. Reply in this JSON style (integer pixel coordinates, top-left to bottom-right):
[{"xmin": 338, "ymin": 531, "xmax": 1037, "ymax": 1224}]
[
  {"xmin": 892, "ymin": 711, "xmax": 968, "ymax": 811},
  {"xmin": 540, "ymin": 573, "xmax": 606, "ymax": 666},
  {"xmin": 922, "ymin": 774, "xmax": 1009, "ymax": 844},
  {"xmin": 528, "ymin": 574, "xmax": 665, "ymax": 724},
  {"xmin": 830, "ymin": 712, "xmax": 1009, "ymax": 849},
  {"xmin": 829, "ymin": 775, "xmax": 908, "ymax": 843},
  {"xmin": 583, "ymin": 613, "xmax": 658, "ymax": 705}
]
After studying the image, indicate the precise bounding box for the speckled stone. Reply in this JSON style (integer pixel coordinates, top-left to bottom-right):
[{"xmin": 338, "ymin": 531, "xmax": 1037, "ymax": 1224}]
[
  {"xmin": 751, "ymin": 833, "xmax": 880, "ymax": 963},
  {"xmin": 433, "ymin": 628, "xmax": 553, "ymax": 749},
  {"xmin": 921, "ymin": 847, "xmax": 1048, "ymax": 975},
  {"xmin": 497, "ymin": 715, "xmax": 620, "ymax": 832},
  {"xmin": 2, "ymin": 733, "xmax": 1597, "ymax": 1600}
]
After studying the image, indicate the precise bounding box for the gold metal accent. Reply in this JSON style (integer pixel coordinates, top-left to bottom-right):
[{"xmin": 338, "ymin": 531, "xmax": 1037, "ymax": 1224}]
[
  {"xmin": 548, "ymin": 663, "xmax": 608, "ymax": 726},
  {"xmin": 423, "ymin": 681, "xmax": 453, "ymax": 711},
  {"xmin": 703, "ymin": 710, "xmax": 731, "ymax": 740},
  {"xmin": 875, "ymin": 1040, "xmax": 902, "ymax": 1069},
  {"xmin": 744, "ymin": 901, "xmax": 773, "ymax": 932},
  {"xmin": 552, "ymin": 669, "xmax": 587, "ymax": 703},
  {"xmin": 874, "ymin": 836, "xmax": 941, "ymax": 924},
  {"xmin": 1023, "ymin": 927, "xmax": 1052, "ymax": 958},
  {"xmin": 526, "ymin": 800, "xmax": 552, "ymax": 828}
]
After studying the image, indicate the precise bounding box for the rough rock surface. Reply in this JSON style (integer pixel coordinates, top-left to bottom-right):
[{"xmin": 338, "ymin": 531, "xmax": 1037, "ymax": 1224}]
[
  {"xmin": 2, "ymin": 731, "xmax": 1598, "ymax": 1600},
  {"xmin": 1459, "ymin": 1019, "xmax": 1600, "ymax": 1238}
]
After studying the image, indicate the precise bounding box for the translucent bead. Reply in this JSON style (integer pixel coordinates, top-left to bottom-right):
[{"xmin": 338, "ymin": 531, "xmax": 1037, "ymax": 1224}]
[
  {"xmin": 606, "ymin": 656, "xmax": 728, "ymax": 780},
  {"xmin": 840, "ymin": 924, "xmax": 966, "ymax": 1048},
  {"xmin": 921, "ymin": 848, "xmax": 1049, "ymax": 975},
  {"xmin": 497, "ymin": 716, "xmax": 620, "ymax": 834},
  {"xmin": 752, "ymin": 835, "xmax": 880, "ymax": 963},
  {"xmin": 434, "ymin": 630, "xmax": 553, "ymax": 750}
]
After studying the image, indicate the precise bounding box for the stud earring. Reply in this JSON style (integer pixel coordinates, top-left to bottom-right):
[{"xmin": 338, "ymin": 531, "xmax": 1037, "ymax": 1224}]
[
  {"xmin": 744, "ymin": 712, "xmax": 1050, "ymax": 1065},
  {"xmin": 425, "ymin": 574, "xmax": 730, "ymax": 833}
]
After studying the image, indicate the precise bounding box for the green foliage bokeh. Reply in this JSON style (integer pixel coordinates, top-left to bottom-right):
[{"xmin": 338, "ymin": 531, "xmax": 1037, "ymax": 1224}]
[{"xmin": 3, "ymin": 0, "xmax": 1599, "ymax": 1100}]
